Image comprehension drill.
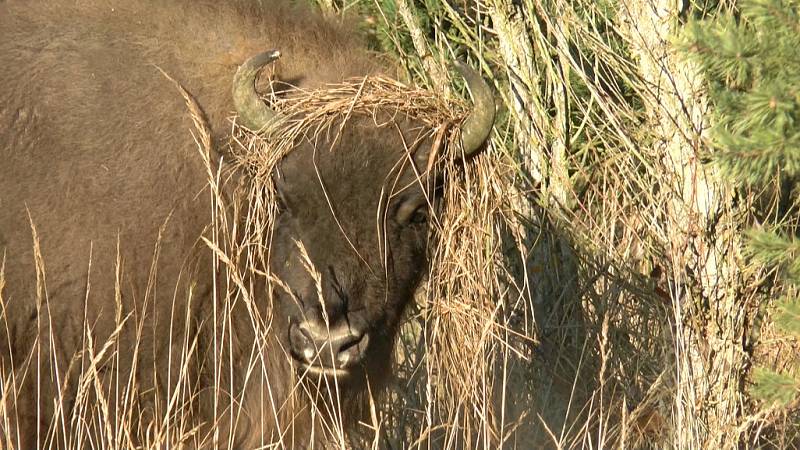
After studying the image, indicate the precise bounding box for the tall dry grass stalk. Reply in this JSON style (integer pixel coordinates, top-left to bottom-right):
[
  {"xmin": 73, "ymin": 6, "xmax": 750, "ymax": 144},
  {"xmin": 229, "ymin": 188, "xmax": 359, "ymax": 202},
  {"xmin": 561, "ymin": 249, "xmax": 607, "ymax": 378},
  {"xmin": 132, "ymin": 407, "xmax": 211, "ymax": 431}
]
[{"xmin": 0, "ymin": 0, "xmax": 789, "ymax": 448}]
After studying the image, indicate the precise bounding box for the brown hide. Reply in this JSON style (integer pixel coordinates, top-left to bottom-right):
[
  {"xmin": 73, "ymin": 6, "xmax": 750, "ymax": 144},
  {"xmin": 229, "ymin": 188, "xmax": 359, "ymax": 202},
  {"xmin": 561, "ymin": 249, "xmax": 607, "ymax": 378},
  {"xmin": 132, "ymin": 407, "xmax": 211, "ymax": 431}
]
[{"xmin": 0, "ymin": 1, "xmax": 396, "ymax": 448}]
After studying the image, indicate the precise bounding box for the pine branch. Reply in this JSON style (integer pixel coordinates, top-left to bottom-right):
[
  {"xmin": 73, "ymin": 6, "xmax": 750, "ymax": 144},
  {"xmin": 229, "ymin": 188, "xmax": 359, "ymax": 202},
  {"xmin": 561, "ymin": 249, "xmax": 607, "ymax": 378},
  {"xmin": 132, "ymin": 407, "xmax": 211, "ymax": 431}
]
[
  {"xmin": 773, "ymin": 297, "xmax": 800, "ymax": 336},
  {"xmin": 745, "ymin": 229, "xmax": 800, "ymax": 279},
  {"xmin": 751, "ymin": 367, "xmax": 800, "ymax": 407},
  {"xmin": 684, "ymin": 0, "xmax": 800, "ymax": 419},
  {"xmin": 713, "ymin": 130, "xmax": 800, "ymax": 185}
]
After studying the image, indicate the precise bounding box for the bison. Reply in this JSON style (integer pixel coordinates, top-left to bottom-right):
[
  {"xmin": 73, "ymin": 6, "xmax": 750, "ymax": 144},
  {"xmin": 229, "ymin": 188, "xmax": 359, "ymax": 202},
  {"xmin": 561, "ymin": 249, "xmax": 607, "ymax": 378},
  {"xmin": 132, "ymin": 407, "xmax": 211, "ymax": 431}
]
[{"xmin": 0, "ymin": 0, "xmax": 493, "ymax": 448}]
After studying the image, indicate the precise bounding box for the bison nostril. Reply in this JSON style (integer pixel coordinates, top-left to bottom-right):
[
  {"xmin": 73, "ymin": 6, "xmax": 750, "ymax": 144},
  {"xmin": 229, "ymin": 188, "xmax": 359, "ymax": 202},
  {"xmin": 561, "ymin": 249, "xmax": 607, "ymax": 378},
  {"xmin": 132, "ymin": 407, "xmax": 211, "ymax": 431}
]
[
  {"xmin": 289, "ymin": 323, "xmax": 316, "ymax": 363},
  {"xmin": 290, "ymin": 321, "xmax": 369, "ymax": 369},
  {"xmin": 335, "ymin": 332, "xmax": 369, "ymax": 368}
]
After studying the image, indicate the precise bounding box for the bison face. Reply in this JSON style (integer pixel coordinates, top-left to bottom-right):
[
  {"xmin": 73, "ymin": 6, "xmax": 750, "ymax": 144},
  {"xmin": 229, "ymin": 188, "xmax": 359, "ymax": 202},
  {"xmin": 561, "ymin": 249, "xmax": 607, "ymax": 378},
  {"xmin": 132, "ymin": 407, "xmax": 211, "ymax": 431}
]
[
  {"xmin": 232, "ymin": 50, "xmax": 493, "ymax": 389},
  {"xmin": 267, "ymin": 117, "xmax": 436, "ymax": 387}
]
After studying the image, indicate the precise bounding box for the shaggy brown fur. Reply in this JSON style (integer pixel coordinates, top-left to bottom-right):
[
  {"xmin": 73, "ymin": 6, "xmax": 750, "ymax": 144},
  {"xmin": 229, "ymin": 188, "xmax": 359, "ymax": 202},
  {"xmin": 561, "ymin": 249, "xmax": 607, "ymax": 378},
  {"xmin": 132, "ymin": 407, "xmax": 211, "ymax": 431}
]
[{"xmin": 0, "ymin": 1, "xmax": 444, "ymax": 448}]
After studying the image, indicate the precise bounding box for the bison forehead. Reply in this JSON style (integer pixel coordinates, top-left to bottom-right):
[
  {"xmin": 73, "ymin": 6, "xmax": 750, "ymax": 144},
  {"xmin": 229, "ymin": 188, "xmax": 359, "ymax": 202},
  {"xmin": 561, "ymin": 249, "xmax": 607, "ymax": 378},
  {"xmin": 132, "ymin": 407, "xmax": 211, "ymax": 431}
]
[{"xmin": 275, "ymin": 118, "xmax": 432, "ymax": 216}]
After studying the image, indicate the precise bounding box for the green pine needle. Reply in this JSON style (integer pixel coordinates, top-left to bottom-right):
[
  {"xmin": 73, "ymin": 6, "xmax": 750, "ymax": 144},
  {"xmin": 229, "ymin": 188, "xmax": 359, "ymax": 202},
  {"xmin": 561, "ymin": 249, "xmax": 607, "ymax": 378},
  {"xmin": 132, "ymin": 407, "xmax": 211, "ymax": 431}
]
[
  {"xmin": 745, "ymin": 229, "xmax": 800, "ymax": 269},
  {"xmin": 751, "ymin": 367, "xmax": 800, "ymax": 407},
  {"xmin": 773, "ymin": 297, "xmax": 800, "ymax": 336}
]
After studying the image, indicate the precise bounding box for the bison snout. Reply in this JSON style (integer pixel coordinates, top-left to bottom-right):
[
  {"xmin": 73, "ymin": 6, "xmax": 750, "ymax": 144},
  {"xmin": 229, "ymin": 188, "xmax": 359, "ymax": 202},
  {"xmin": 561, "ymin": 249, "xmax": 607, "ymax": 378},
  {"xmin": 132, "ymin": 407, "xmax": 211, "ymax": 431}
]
[{"xmin": 289, "ymin": 321, "xmax": 370, "ymax": 373}]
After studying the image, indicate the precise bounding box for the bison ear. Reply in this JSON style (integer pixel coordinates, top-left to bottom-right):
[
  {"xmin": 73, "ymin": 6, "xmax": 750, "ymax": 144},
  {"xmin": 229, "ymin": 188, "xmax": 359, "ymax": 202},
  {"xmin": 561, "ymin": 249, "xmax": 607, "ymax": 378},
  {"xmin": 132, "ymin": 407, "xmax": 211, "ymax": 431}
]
[
  {"xmin": 271, "ymin": 166, "xmax": 292, "ymax": 211},
  {"xmin": 407, "ymin": 127, "xmax": 443, "ymax": 175},
  {"xmin": 412, "ymin": 141, "xmax": 445, "ymax": 199},
  {"xmin": 413, "ymin": 143, "xmax": 434, "ymax": 172}
]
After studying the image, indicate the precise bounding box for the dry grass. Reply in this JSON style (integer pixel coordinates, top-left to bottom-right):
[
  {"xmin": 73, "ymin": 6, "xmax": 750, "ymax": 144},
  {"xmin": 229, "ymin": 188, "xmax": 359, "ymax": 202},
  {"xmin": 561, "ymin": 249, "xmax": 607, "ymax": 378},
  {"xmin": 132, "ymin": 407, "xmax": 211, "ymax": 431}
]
[
  {"xmin": 348, "ymin": 0, "xmax": 795, "ymax": 447},
  {"xmin": 2, "ymin": 0, "xmax": 798, "ymax": 448}
]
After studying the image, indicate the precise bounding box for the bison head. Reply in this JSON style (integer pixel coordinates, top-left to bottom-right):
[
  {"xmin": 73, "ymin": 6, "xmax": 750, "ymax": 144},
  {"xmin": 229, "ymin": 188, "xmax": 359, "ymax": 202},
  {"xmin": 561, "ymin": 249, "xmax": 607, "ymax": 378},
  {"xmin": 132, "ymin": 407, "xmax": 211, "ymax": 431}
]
[{"xmin": 231, "ymin": 51, "xmax": 494, "ymax": 388}]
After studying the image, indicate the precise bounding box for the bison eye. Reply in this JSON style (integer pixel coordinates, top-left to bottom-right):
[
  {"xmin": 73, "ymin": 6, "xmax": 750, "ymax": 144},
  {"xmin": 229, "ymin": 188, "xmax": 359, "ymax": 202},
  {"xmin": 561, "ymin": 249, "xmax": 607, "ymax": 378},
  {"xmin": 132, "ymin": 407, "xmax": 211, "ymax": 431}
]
[
  {"xmin": 396, "ymin": 198, "xmax": 429, "ymax": 226},
  {"xmin": 409, "ymin": 207, "xmax": 428, "ymax": 225},
  {"xmin": 274, "ymin": 194, "xmax": 287, "ymax": 213},
  {"xmin": 274, "ymin": 186, "xmax": 291, "ymax": 214}
]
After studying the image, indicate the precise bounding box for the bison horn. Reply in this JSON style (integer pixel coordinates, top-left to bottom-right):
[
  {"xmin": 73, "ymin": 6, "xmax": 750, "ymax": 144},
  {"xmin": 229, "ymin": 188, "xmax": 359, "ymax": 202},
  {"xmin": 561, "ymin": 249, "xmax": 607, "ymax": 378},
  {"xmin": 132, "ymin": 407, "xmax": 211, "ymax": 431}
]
[
  {"xmin": 232, "ymin": 50, "xmax": 286, "ymax": 132},
  {"xmin": 453, "ymin": 61, "xmax": 495, "ymax": 156}
]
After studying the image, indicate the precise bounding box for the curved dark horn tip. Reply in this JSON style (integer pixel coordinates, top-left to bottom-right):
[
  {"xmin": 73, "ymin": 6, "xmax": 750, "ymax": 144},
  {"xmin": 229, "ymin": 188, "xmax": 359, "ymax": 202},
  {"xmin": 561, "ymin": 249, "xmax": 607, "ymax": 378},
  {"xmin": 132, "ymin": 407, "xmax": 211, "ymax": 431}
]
[
  {"xmin": 453, "ymin": 61, "xmax": 495, "ymax": 156},
  {"xmin": 232, "ymin": 50, "xmax": 285, "ymax": 132}
]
